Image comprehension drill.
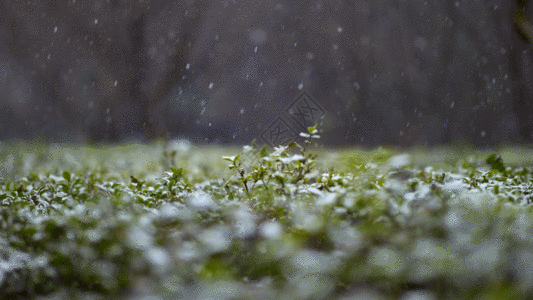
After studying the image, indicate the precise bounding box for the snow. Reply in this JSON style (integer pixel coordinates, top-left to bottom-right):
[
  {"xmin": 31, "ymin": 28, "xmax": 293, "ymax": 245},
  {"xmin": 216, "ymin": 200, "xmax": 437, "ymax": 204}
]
[
  {"xmin": 145, "ymin": 247, "xmax": 170, "ymax": 274},
  {"xmin": 198, "ymin": 226, "xmax": 231, "ymax": 252},
  {"xmin": 128, "ymin": 225, "xmax": 153, "ymax": 249},
  {"xmin": 186, "ymin": 191, "xmax": 216, "ymax": 210},
  {"xmin": 260, "ymin": 221, "xmax": 282, "ymax": 239},
  {"xmin": 387, "ymin": 154, "xmax": 411, "ymax": 169}
]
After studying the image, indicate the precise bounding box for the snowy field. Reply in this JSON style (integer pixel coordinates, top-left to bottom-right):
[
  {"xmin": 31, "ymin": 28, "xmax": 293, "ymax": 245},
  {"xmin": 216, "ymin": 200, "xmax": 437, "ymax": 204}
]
[{"xmin": 1, "ymin": 134, "xmax": 533, "ymax": 299}]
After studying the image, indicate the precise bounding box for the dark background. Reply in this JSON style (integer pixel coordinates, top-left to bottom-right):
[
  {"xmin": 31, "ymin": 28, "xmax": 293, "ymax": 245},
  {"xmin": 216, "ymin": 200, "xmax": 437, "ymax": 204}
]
[{"xmin": 0, "ymin": 0, "xmax": 532, "ymax": 149}]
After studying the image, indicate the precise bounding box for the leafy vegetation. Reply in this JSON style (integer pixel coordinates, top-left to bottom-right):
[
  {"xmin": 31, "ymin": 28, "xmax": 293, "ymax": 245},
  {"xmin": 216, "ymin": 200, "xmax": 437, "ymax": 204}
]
[{"xmin": 2, "ymin": 130, "xmax": 533, "ymax": 299}]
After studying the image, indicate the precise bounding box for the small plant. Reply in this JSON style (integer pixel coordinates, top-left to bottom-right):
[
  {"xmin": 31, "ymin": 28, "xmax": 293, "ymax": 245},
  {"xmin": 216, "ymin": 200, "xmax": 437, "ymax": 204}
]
[
  {"xmin": 223, "ymin": 124, "xmax": 321, "ymax": 204},
  {"xmin": 485, "ymin": 153, "xmax": 507, "ymax": 175}
]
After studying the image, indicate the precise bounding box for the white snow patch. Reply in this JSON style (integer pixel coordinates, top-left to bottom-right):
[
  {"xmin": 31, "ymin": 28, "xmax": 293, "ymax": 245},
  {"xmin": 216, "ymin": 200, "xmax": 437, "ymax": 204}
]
[
  {"xmin": 187, "ymin": 191, "xmax": 216, "ymax": 210},
  {"xmin": 388, "ymin": 154, "xmax": 411, "ymax": 169},
  {"xmin": 198, "ymin": 226, "xmax": 231, "ymax": 252},
  {"xmin": 260, "ymin": 221, "xmax": 283, "ymax": 239}
]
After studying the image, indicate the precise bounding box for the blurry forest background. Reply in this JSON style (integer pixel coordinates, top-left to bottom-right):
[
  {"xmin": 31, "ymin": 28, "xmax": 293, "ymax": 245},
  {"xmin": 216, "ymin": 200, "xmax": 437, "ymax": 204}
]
[{"xmin": 0, "ymin": 0, "xmax": 532, "ymax": 149}]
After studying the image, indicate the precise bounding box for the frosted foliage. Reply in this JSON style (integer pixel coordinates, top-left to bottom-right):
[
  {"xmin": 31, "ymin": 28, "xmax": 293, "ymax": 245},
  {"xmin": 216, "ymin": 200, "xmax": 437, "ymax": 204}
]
[
  {"xmin": 0, "ymin": 260, "xmax": 6, "ymax": 282},
  {"xmin": 146, "ymin": 247, "xmax": 170, "ymax": 274},
  {"xmin": 385, "ymin": 179, "xmax": 408, "ymax": 195},
  {"xmin": 292, "ymin": 250, "xmax": 337, "ymax": 273},
  {"xmin": 0, "ymin": 251, "xmax": 31, "ymax": 283},
  {"xmin": 389, "ymin": 198, "xmax": 410, "ymax": 216},
  {"xmin": 316, "ymin": 192, "xmax": 336, "ymax": 206},
  {"xmin": 198, "ymin": 226, "xmax": 231, "ymax": 252},
  {"xmin": 197, "ymin": 281, "xmax": 239, "ymax": 300},
  {"xmin": 444, "ymin": 210, "xmax": 462, "ymax": 228},
  {"xmin": 511, "ymin": 213, "xmax": 531, "ymax": 240},
  {"xmin": 466, "ymin": 241, "xmax": 502, "ymax": 274},
  {"xmin": 388, "ymin": 154, "xmax": 411, "ymax": 169},
  {"xmin": 399, "ymin": 290, "xmax": 436, "ymax": 300},
  {"xmin": 278, "ymin": 154, "xmax": 304, "ymax": 164},
  {"xmin": 412, "ymin": 239, "xmax": 446, "ymax": 259},
  {"xmin": 441, "ymin": 173, "xmax": 469, "ymax": 194},
  {"xmin": 29, "ymin": 255, "xmax": 49, "ymax": 269},
  {"xmin": 186, "ymin": 191, "xmax": 215, "ymax": 210},
  {"xmin": 329, "ymin": 226, "xmax": 362, "ymax": 251},
  {"xmin": 260, "ymin": 221, "xmax": 283, "ymax": 239},
  {"xmin": 158, "ymin": 203, "xmax": 180, "ymax": 219},
  {"xmin": 232, "ymin": 209, "xmax": 256, "ymax": 238},
  {"xmin": 294, "ymin": 275, "xmax": 334, "ymax": 299},
  {"xmin": 127, "ymin": 226, "xmax": 153, "ymax": 249},
  {"xmin": 404, "ymin": 183, "xmax": 431, "ymax": 202},
  {"xmin": 460, "ymin": 192, "xmax": 498, "ymax": 209},
  {"xmin": 294, "ymin": 211, "xmax": 322, "ymax": 233},
  {"xmin": 168, "ymin": 139, "xmax": 191, "ymax": 153},
  {"xmin": 176, "ymin": 242, "xmax": 199, "ymax": 261},
  {"xmin": 515, "ymin": 250, "xmax": 533, "ymax": 292},
  {"xmin": 337, "ymin": 289, "xmax": 387, "ymax": 300},
  {"xmin": 369, "ymin": 248, "xmax": 404, "ymax": 276},
  {"xmin": 87, "ymin": 229, "xmax": 103, "ymax": 242}
]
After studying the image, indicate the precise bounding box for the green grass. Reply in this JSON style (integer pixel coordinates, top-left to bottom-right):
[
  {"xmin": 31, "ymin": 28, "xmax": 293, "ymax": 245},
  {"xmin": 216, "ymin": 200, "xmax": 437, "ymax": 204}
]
[{"xmin": 1, "ymin": 131, "xmax": 533, "ymax": 299}]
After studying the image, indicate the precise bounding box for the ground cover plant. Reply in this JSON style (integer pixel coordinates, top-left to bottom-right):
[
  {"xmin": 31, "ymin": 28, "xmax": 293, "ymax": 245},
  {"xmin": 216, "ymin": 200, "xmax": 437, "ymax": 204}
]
[{"xmin": 2, "ymin": 127, "xmax": 533, "ymax": 299}]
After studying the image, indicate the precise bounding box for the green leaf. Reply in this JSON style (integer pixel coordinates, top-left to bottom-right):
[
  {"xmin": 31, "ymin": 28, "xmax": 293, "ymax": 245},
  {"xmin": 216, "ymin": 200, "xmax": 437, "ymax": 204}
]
[
  {"xmin": 288, "ymin": 142, "xmax": 299, "ymax": 149},
  {"xmin": 63, "ymin": 170, "xmax": 71, "ymax": 182},
  {"xmin": 486, "ymin": 154, "xmax": 506, "ymax": 174},
  {"xmin": 260, "ymin": 146, "xmax": 268, "ymax": 158},
  {"xmin": 223, "ymin": 155, "xmax": 240, "ymax": 163},
  {"xmin": 28, "ymin": 173, "xmax": 40, "ymax": 181},
  {"xmin": 168, "ymin": 178, "xmax": 175, "ymax": 190},
  {"xmin": 307, "ymin": 123, "xmax": 318, "ymax": 134},
  {"xmin": 16, "ymin": 185, "xmax": 24, "ymax": 196},
  {"xmin": 250, "ymin": 138, "xmax": 257, "ymax": 147},
  {"xmin": 170, "ymin": 167, "xmax": 184, "ymax": 179}
]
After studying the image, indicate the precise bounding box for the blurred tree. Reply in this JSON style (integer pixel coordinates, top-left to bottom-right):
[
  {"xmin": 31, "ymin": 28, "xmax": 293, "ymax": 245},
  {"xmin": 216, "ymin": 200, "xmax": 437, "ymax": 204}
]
[
  {"xmin": 0, "ymin": 0, "xmax": 210, "ymax": 142},
  {"xmin": 0, "ymin": 0, "xmax": 531, "ymax": 148},
  {"xmin": 511, "ymin": 0, "xmax": 533, "ymax": 143},
  {"xmin": 514, "ymin": 0, "xmax": 533, "ymax": 47}
]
